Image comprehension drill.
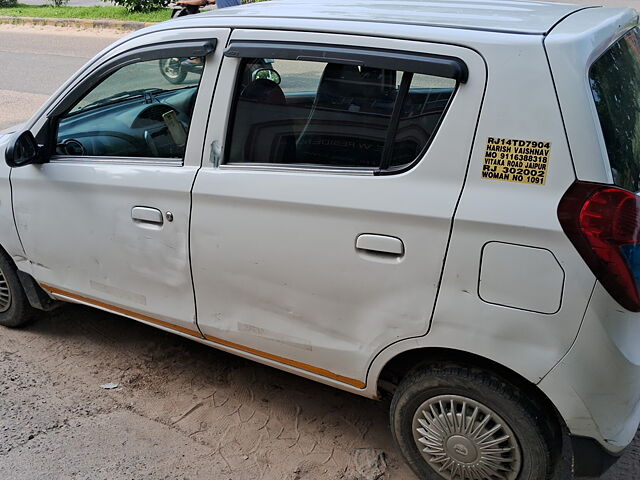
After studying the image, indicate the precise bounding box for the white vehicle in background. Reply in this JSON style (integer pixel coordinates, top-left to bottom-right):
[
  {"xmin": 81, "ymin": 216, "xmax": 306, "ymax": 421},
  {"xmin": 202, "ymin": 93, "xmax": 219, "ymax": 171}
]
[{"xmin": 1, "ymin": 1, "xmax": 639, "ymax": 478}]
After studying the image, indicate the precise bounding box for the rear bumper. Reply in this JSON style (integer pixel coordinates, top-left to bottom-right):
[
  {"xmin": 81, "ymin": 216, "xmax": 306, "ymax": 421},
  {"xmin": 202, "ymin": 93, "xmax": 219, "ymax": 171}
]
[
  {"xmin": 539, "ymin": 283, "xmax": 640, "ymax": 454},
  {"xmin": 571, "ymin": 435, "xmax": 622, "ymax": 477}
]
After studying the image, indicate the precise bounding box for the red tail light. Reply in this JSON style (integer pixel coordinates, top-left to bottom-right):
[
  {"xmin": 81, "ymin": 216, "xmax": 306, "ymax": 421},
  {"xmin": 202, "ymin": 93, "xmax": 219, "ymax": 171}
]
[{"xmin": 558, "ymin": 181, "xmax": 640, "ymax": 311}]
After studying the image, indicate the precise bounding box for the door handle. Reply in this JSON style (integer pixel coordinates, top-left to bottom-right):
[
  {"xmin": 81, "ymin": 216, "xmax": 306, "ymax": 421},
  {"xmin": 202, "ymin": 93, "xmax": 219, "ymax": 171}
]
[
  {"xmin": 131, "ymin": 206, "xmax": 164, "ymax": 225},
  {"xmin": 356, "ymin": 234, "xmax": 404, "ymax": 256}
]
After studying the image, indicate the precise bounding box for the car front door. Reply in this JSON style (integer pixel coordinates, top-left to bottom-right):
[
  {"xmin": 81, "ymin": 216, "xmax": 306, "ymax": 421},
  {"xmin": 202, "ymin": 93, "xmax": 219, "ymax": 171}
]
[
  {"xmin": 190, "ymin": 30, "xmax": 486, "ymax": 388},
  {"xmin": 11, "ymin": 30, "xmax": 230, "ymax": 335}
]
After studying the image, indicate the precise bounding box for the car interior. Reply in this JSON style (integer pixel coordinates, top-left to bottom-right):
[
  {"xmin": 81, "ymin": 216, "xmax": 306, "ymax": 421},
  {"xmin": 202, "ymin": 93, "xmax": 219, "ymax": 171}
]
[
  {"xmin": 55, "ymin": 86, "xmax": 199, "ymax": 159},
  {"xmin": 228, "ymin": 59, "xmax": 456, "ymax": 170},
  {"xmin": 53, "ymin": 56, "xmax": 455, "ymax": 167},
  {"xmin": 54, "ymin": 56, "xmax": 205, "ymax": 160}
]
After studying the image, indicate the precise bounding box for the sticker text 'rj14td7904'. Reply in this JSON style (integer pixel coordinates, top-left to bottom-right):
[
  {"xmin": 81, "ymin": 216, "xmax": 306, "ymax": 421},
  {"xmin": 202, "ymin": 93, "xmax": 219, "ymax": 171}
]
[{"xmin": 481, "ymin": 137, "xmax": 550, "ymax": 185}]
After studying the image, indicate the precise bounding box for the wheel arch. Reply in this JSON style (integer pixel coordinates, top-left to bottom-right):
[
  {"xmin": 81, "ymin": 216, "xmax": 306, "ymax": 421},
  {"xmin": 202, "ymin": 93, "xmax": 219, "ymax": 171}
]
[
  {"xmin": 374, "ymin": 346, "xmax": 567, "ymax": 437},
  {"xmin": 0, "ymin": 239, "xmax": 57, "ymax": 312}
]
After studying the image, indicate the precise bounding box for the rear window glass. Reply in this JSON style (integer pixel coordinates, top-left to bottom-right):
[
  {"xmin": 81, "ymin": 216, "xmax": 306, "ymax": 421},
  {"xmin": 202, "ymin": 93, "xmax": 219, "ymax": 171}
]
[
  {"xmin": 590, "ymin": 27, "xmax": 640, "ymax": 191},
  {"xmin": 225, "ymin": 58, "xmax": 456, "ymax": 171}
]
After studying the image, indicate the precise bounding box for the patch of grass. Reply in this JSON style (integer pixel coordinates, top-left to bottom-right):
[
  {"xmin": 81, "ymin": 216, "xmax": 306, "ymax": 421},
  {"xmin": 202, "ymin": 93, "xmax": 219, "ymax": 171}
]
[{"xmin": 0, "ymin": 4, "xmax": 170, "ymax": 22}]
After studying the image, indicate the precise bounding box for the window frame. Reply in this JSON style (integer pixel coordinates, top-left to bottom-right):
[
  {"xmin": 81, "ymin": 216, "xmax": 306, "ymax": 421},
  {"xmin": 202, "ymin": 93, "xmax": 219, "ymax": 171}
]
[
  {"xmin": 224, "ymin": 42, "xmax": 468, "ymax": 82},
  {"xmin": 221, "ymin": 42, "xmax": 463, "ymax": 175},
  {"xmin": 43, "ymin": 39, "xmax": 216, "ymax": 165}
]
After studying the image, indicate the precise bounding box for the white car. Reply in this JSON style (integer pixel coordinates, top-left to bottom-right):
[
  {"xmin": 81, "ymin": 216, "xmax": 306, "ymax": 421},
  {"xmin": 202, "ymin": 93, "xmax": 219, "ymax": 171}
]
[{"xmin": 1, "ymin": 1, "xmax": 639, "ymax": 478}]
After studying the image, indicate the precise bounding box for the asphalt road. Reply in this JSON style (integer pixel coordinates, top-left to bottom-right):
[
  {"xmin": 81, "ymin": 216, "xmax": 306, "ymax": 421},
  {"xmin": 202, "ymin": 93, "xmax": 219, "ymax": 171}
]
[
  {"xmin": 0, "ymin": 25, "xmax": 122, "ymax": 131},
  {"xmin": 1, "ymin": 17, "xmax": 640, "ymax": 480}
]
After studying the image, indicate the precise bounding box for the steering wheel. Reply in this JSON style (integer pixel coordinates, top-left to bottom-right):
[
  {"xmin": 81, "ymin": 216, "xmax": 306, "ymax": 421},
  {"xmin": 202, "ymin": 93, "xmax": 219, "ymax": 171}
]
[
  {"xmin": 135, "ymin": 105, "xmax": 187, "ymax": 156},
  {"xmin": 57, "ymin": 138, "xmax": 86, "ymax": 156}
]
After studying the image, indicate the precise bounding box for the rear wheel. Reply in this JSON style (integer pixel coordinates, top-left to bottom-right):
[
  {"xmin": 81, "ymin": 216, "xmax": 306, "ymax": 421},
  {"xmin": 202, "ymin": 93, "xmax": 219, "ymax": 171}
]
[
  {"xmin": 390, "ymin": 363, "xmax": 557, "ymax": 480},
  {"xmin": 0, "ymin": 250, "xmax": 37, "ymax": 328}
]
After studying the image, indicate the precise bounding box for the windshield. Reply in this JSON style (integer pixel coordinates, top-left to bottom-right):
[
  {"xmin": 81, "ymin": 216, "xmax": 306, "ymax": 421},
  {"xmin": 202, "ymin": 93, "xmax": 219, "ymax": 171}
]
[{"xmin": 590, "ymin": 27, "xmax": 640, "ymax": 192}]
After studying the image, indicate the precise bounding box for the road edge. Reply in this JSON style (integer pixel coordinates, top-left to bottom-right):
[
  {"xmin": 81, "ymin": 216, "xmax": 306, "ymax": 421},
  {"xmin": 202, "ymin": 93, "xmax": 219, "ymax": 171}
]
[{"xmin": 0, "ymin": 15, "xmax": 155, "ymax": 31}]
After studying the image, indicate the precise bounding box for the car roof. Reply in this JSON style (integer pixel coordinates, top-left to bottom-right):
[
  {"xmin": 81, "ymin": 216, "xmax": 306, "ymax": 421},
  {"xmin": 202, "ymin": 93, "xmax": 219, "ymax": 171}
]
[{"xmin": 200, "ymin": 0, "xmax": 592, "ymax": 35}]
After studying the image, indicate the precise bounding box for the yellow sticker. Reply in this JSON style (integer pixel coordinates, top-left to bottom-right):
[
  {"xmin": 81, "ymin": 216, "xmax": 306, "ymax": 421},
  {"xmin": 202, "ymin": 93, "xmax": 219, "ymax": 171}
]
[{"xmin": 482, "ymin": 137, "xmax": 550, "ymax": 185}]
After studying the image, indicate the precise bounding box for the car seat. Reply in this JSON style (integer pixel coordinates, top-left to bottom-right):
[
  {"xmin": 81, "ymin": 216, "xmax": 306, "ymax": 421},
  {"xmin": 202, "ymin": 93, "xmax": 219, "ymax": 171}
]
[{"xmin": 228, "ymin": 78, "xmax": 296, "ymax": 164}]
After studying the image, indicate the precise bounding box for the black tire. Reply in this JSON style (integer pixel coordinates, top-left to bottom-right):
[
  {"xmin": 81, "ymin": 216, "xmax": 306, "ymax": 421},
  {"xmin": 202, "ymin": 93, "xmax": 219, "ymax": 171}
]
[
  {"xmin": 390, "ymin": 362, "xmax": 558, "ymax": 480},
  {"xmin": 0, "ymin": 250, "xmax": 37, "ymax": 328},
  {"xmin": 159, "ymin": 58, "xmax": 187, "ymax": 85}
]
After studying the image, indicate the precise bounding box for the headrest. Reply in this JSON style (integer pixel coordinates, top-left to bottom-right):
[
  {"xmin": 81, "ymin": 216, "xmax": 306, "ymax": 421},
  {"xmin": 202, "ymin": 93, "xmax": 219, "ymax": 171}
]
[
  {"xmin": 316, "ymin": 64, "xmax": 362, "ymax": 106},
  {"xmin": 241, "ymin": 79, "xmax": 286, "ymax": 105}
]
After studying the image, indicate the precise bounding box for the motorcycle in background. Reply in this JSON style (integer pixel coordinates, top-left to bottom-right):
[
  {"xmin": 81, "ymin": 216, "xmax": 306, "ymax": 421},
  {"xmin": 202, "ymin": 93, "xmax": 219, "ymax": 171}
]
[
  {"xmin": 159, "ymin": 57, "xmax": 203, "ymax": 85},
  {"xmin": 159, "ymin": 2, "xmax": 279, "ymax": 86},
  {"xmin": 167, "ymin": 0, "xmax": 213, "ymax": 18},
  {"xmin": 158, "ymin": 0, "xmax": 214, "ymax": 84}
]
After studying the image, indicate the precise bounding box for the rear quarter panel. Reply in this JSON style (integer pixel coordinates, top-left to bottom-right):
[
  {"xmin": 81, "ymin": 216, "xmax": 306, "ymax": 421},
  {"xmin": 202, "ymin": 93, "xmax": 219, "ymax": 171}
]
[
  {"xmin": 368, "ymin": 32, "xmax": 595, "ymax": 392},
  {"xmin": 430, "ymin": 35, "xmax": 591, "ymax": 382}
]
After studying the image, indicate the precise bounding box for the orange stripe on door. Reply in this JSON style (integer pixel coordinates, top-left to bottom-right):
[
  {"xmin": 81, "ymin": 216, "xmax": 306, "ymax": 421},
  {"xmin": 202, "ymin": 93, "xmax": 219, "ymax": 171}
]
[
  {"xmin": 40, "ymin": 283, "xmax": 203, "ymax": 337},
  {"xmin": 40, "ymin": 283, "xmax": 366, "ymax": 389},
  {"xmin": 202, "ymin": 333, "xmax": 366, "ymax": 389}
]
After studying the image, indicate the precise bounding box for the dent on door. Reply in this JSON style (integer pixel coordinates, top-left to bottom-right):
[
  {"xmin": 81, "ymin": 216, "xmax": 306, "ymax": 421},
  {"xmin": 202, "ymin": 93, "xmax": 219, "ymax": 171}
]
[
  {"xmin": 14, "ymin": 163, "xmax": 199, "ymax": 332},
  {"xmin": 189, "ymin": 32, "xmax": 485, "ymax": 389},
  {"xmin": 12, "ymin": 30, "xmax": 232, "ymax": 334}
]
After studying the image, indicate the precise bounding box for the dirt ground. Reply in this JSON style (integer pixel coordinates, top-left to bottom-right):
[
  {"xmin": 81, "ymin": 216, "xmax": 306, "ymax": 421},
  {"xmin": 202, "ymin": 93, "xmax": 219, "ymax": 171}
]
[
  {"xmin": 1, "ymin": 304, "xmax": 639, "ymax": 480},
  {"xmin": 0, "ymin": 305, "xmax": 415, "ymax": 479}
]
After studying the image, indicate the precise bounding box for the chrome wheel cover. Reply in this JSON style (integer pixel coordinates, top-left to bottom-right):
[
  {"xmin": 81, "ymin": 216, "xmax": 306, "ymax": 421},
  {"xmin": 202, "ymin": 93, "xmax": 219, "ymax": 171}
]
[
  {"xmin": 0, "ymin": 265, "xmax": 11, "ymax": 313},
  {"xmin": 412, "ymin": 395, "xmax": 522, "ymax": 480}
]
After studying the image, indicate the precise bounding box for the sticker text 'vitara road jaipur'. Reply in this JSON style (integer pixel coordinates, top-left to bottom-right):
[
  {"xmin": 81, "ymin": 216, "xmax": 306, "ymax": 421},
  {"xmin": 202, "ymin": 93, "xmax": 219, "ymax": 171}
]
[{"xmin": 482, "ymin": 137, "xmax": 550, "ymax": 185}]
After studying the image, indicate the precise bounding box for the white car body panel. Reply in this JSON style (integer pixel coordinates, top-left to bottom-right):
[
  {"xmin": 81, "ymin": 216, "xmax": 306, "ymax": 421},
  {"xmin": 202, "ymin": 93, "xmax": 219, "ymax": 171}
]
[
  {"xmin": 206, "ymin": 0, "xmax": 585, "ymax": 35},
  {"xmin": 425, "ymin": 32, "xmax": 591, "ymax": 383},
  {"xmin": 12, "ymin": 162, "xmax": 200, "ymax": 332},
  {"xmin": 9, "ymin": 28, "xmax": 231, "ymax": 332},
  {"xmin": 366, "ymin": 29, "xmax": 596, "ymax": 395},
  {"xmin": 190, "ymin": 29, "xmax": 486, "ymax": 387},
  {"xmin": 540, "ymin": 283, "xmax": 640, "ymax": 451}
]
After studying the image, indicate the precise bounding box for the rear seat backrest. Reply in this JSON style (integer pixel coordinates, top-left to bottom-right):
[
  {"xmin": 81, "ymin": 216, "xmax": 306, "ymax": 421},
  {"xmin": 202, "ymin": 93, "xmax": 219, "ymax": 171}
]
[
  {"xmin": 228, "ymin": 78, "xmax": 296, "ymax": 164},
  {"xmin": 296, "ymin": 64, "xmax": 396, "ymax": 167}
]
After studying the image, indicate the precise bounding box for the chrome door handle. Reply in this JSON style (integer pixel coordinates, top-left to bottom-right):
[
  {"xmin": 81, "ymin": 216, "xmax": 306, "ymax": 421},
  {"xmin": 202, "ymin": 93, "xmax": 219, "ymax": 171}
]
[
  {"xmin": 131, "ymin": 206, "xmax": 164, "ymax": 225},
  {"xmin": 356, "ymin": 234, "xmax": 404, "ymax": 256}
]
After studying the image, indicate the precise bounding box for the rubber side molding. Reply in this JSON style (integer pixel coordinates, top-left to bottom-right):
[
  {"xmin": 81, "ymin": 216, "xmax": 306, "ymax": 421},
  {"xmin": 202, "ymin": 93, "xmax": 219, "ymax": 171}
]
[{"xmin": 17, "ymin": 270, "xmax": 61, "ymax": 311}]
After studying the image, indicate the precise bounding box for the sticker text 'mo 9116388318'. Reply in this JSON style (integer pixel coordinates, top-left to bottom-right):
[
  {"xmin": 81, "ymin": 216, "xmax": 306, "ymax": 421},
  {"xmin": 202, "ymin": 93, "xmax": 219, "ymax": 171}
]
[{"xmin": 481, "ymin": 137, "xmax": 550, "ymax": 185}]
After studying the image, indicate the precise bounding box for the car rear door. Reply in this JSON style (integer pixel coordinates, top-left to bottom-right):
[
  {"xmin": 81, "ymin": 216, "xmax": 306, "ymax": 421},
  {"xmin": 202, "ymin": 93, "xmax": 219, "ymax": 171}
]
[{"xmin": 190, "ymin": 30, "xmax": 486, "ymax": 388}]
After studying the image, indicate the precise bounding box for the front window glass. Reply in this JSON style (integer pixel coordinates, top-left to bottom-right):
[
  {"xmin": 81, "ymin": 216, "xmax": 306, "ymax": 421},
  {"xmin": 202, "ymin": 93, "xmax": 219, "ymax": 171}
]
[
  {"xmin": 56, "ymin": 56, "xmax": 204, "ymax": 159},
  {"xmin": 590, "ymin": 28, "xmax": 640, "ymax": 191},
  {"xmin": 226, "ymin": 57, "xmax": 456, "ymax": 170}
]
